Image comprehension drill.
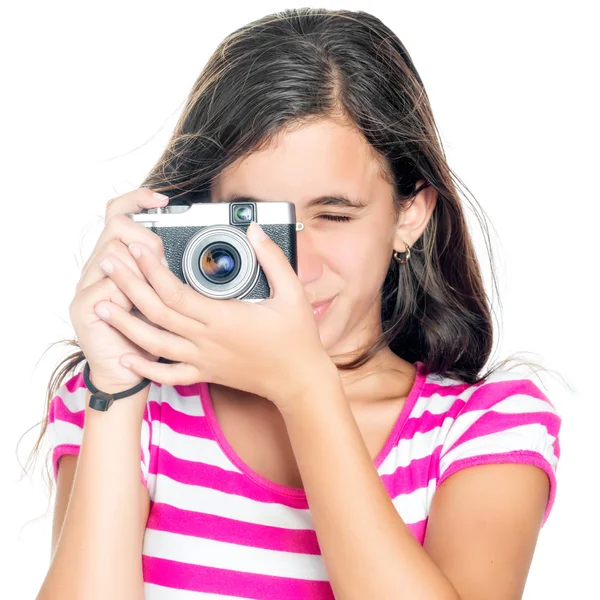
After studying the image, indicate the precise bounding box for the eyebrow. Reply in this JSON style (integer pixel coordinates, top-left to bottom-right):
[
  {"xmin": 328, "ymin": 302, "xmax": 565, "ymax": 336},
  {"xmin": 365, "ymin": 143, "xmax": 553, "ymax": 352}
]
[{"xmin": 220, "ymin": 193, "xmax": 368, "ymax": 210}]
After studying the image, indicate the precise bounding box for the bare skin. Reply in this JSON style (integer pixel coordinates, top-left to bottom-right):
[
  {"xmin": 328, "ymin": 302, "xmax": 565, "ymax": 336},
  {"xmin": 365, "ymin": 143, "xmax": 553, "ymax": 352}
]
[
  {"xmin": 209, "ymin": 362, "xmax": 417, "ymax": 489},
  {"xmin": 206, "ymin": 117, "xmax": 436, "ymax": 489}
]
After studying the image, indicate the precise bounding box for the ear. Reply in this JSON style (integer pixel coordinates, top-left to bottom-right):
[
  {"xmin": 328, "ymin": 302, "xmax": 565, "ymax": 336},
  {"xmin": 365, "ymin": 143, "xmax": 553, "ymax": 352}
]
[{"xmin": 393, "ymin": 180, "xmax": 437, "ymax": 252}]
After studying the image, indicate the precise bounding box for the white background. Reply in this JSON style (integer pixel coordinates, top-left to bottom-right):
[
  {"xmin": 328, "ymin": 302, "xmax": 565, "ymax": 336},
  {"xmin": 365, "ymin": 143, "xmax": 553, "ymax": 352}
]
[{"xmin": 2, "ymin": 1, "xmax": 598, "ymax": 597}]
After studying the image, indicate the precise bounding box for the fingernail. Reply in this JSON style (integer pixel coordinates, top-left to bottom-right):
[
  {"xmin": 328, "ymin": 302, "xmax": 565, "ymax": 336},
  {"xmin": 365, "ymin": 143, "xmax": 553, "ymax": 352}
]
[
  {"xmin": 128, "ymin": 244, "xmax": 141, "ymax": 258},
  {"xmin": 99, "ymin": 260, "xmax": 113, "ymax": 274},
  {"xmin": 161, "ymin": 256, "xmax": 169, "ymax": 267},
  {"xmin": 152, "ymin": 192, "xmax": 169, "ymax": 204},
  {"xmin": 95, "ymin": 305, "xmax": 111, "ymax": 319},
  {"xmin": 249, "ymin": 221, "xmax": 267, "ymax": 242}
]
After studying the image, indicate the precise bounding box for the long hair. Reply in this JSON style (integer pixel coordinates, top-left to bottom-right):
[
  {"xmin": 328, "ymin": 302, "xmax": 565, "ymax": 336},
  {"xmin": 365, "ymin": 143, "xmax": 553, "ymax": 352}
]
[{"xmin": 22, "ymin": 8, "xmax": 547, "ymax": 496}]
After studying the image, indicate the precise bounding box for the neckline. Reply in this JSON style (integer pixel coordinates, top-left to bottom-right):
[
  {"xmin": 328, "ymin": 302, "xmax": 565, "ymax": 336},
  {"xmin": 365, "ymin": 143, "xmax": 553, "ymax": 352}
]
[{"xmin": 198, "ymin": 360, "xmax": 426, "ymax": 499}]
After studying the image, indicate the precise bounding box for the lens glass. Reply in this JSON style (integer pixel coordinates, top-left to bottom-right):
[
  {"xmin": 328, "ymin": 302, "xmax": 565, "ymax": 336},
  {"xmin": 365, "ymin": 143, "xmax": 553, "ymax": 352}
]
[
  {"xmin": 235, "ymin": 205, "xmax": 253, "ymax": 222},
  {"xmin": 199, "ymin": 243, "xmax": 241, "ymax": 284}
]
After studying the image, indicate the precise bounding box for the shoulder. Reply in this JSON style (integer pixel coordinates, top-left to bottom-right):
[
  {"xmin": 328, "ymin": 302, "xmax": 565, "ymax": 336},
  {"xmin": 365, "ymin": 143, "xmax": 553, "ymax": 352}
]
[
  {"xmin": 424, "ymin": 367, "xmax": 561, "ymax": 524},
  {"xmin": 410, "ymin": 366, "xmax": 560, "ymax": 439},
  {"xmin": 437, "ymin": 368, "xmax": 561, "ymax": 460}
]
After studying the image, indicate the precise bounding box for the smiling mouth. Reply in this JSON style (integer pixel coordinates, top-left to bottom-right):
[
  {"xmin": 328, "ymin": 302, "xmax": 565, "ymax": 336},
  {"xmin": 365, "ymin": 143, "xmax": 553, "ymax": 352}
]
[{"xmin": 311, "ymin": 297, "xmax": 335, "ymax": 319}]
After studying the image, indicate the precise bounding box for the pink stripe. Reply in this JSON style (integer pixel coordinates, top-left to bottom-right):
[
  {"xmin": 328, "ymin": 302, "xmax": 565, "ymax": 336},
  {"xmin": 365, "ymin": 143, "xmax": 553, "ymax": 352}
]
[
  {"xmin": 437, "ymin": 450, "xmax": 558, "ymax": 526},
  {"xmin": 370, "ymin": 363, "xmax": 427, "ymax": 468},
  {"xmin": 381, "ymin": 447, "xmax": 442, "ymax": 497},
  {"xmin": 419, "ymin": 379, "xmax": 475, "ymax": 398},
  {"xmin": 459, "ymin": 378, "xmax": 554, "ymax": 414},
  {"xmin": 150, "ymin": 381, "xmax": 200, "ymax": 397},
  {"xmin": 406, "ymin": 518, "xmax": 428, "ymax": 545},
  {"xmin": 142, "ymin": 556, "xmax": 335, "ymax": 599},
  {"xmin": 65, "ymin": 372, "xmax": 85, "ymax": 393},
  {"xmin": 148, "ymin": 400, "xmax": 212, "ymax": 439},
  {"xmin": 48, "ymin": 394, "xmax": 85, "ymax": 428},
  {"xmin": 52, "ymin": 445, "xmax": 80, "ymax": 481},
  {"xmin": 146, "ymin": 502, "xmax": 321, "ymax": 554},
  {"xmin": 150, "ymin": 448, "xmax": 309, "ymax": 509},
  {"xmin": 399, "ymin": 402, "xmax": 465, "ymax": 439},
  {"xmin": 445, "ymin": 410, "xmax": 561, "ymax": 456}
]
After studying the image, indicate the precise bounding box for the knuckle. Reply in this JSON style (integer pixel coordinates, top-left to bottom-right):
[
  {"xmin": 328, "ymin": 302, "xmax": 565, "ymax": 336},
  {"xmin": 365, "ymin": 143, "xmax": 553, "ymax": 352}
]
[
  {"xmin": 104, "ymin": 196, "xmax": 119, "ymax": 219},
  {"xmin": 164, "ymin": 287, "xmax": 185, "ymax": 308},
  {"xmin": 105, "ymin": 195, "xmax": 118, "ymax": 210},
  {"xmin": 105, "ymin": 213, "xmax": 126, "ymax": 230},
  {"xmin": 103, "ymin": 239, "xmax": 122, "ymax": 255},
  {"xmin": 149, "ymin": 339, "xmax": 167, "ymax": 357},
  {"xmin": 104, "ymin": 277, "xmax": 119, "ymax": 293},
  {"xmin": 152, "ymin": 235, "xmax": 165, "ymax": 255}
]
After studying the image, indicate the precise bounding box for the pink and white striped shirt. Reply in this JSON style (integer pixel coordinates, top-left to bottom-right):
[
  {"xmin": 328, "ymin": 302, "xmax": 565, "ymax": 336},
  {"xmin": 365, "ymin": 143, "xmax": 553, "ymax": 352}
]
[{"xmin": 47, "ymin": 360, "xmax": 561, "ymax": 599}]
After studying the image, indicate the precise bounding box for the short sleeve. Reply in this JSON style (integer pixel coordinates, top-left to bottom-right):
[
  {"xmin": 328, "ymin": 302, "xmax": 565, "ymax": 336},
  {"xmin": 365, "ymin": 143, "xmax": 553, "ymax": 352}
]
[
  {"xmin": 437, "ymin": 373, "xmax": 561, "ymax": 526},
  {"xmin": 46, "ymin": 370, "xmax": 153, "ymax": 490}
]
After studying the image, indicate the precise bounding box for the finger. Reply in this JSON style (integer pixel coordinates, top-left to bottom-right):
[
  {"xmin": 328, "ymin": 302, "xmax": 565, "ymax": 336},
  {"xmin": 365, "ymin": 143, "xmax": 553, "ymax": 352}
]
[
  {"xmin": 78, "ymin": 239, "xmax": 147, "ymax": 293},
  {"xmin": 105, "ymin": 187, "xmax": 170, "ymax": 223},
  {"xmin": 79, "ymin": 187, "xmax": 169, "ymax": 281},
  {"xmin": 97, "ymin": 252, "xmax": 203, "ymax": 339},
  {"xmin": 119, "ymin": 354, "xmax": 204, "ymax": 387},
  {"xmin": 246, "ymin": 222, "xmax": 300, "ymax": 301},
  {"xmin": 94, "ymin": 300, "xmax": 197, "ymax": 364},
  {"xmin": 75, "ymin": 275, "xmax": 135, "ymax": 315},
  {"xmin": 127, "ymin": 241, "xmax": 222, "ymax": 324}
]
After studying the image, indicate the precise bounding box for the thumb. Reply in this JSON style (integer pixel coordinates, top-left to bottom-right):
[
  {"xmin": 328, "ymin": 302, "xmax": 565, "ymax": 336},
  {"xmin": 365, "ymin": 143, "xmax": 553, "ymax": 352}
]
[{"xmin": 246, "ymin": 221, "xmax": 298, "ymax": 300}]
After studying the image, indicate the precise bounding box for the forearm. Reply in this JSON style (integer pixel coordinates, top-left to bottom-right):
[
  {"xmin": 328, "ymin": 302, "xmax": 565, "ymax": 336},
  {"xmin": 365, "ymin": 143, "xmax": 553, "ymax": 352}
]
[
  {"xmin": 38, "ymin": 386, "xmax": 150, "ymax": 600},
  {"xmin": 281, "ymin": 376, "xmax": 460, "ymax": 600}
]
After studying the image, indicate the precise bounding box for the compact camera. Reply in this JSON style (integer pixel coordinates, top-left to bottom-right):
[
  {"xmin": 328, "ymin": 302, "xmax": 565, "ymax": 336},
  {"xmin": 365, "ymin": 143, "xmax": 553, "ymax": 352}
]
[{"xmin": 127, "ymin": 196, "xmax": 298, "ymax": 301}]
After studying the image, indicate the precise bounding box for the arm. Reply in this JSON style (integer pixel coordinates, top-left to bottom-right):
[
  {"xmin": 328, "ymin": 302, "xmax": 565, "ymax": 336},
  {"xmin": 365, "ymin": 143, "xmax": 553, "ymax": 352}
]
[
  {"xmin": 281, "ymin": 376, "xmax": 549, "ymax": 600},
  {"xmin": 38, "ymin": 386, "xmax": 151, "ymax": 600}
]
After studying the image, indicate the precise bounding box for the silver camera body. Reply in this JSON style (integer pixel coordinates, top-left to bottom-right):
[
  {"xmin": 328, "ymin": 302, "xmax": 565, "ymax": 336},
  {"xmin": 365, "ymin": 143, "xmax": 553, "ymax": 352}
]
[{"xmin": 127, "ymin": 198, "xmax": 298, "ymax": 301}]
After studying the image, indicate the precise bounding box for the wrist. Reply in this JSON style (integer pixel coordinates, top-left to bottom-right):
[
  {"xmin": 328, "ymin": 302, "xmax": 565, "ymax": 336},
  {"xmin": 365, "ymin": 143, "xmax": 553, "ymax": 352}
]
[
  {"xmin": 276, "ymin": 362, "xmax": 342, "ymax": 420},
  {"xmin": 87, "ymin": 373, "xmax": 146, "ymax": 395},
  {"xmin": 83, "ymin": 361, "xmax": 151, "ymax": 412},
  {"xmin": 84, "ymin": 385, "xmax": 150, "ymax": 417}
]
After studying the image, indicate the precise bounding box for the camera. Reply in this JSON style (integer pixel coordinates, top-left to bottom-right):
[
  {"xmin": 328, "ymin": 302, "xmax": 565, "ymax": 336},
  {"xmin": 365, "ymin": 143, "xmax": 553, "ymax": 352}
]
[{"xmin": 127, "ymin": 195, "xmax": 298, "ymax": 301}]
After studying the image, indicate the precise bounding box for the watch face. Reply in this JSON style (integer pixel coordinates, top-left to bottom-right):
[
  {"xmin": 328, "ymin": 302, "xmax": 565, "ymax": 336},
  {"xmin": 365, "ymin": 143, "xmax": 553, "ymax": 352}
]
[{"xmin": 89, "ymin": 391, "xmax": 114, "ymax": 412}]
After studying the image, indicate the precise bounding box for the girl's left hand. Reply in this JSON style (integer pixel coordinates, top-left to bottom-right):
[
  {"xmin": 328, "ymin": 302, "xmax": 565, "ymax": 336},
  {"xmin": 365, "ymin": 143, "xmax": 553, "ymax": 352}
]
[{"xmin": 93, "ymin": 221, "xmax": 338, "ymax": 413}]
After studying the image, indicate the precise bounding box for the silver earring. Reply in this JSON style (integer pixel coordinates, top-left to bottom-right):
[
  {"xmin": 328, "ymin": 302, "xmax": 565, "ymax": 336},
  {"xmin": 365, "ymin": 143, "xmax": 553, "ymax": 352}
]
[{"xmin": 393, "ymin": 240, "xmax": 411, "ymax": 264}]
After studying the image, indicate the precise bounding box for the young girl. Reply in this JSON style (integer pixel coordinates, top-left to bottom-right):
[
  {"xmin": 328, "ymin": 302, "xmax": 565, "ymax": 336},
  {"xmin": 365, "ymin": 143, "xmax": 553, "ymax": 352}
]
[{"xmin": 34, "ymin": 8, "xmax": 560, "ymax": 600}]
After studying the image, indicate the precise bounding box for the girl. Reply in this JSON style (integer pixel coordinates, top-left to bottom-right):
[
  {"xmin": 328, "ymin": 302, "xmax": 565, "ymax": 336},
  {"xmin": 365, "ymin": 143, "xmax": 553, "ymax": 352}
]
[{"xmin": 34, "ymin": 8, "xmax": 560, "ymax": 600}]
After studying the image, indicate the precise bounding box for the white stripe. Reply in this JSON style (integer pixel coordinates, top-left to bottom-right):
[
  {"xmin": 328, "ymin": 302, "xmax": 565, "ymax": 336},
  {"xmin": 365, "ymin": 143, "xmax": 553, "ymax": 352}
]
[
  {"xmin": 488, "ymin": 394, "xmax": 556, "ymax": 415},
  {"xmin": 391, "ymin": 478, "xmax": 437, "ymax": 524},
  {"xmin": 439, "ymin": 423, "xmax": 558, "ymax": 477},
  {"xmin": 410, "ymin": 393, "xmax": 460, "ymax": 419},
  {"xmin": 46, "ymin": 420, "xmax": 82, "ymax": 447},
  {"xmin": 152, "ymin": 473, "xmax": 313, "ymax": 530},
  {"xmin": 483, "ymin": 370, "xmax": 532, "ymax": 384},
  {"xmin": 441, "ymin": 399, "xmax": 558, "ymax": 454},
  {"xmin": 155, "ymin": 383, "xmax": 206, "ymax": 417},
  {"xmin": 145, "ymin": 583, "xmax": 245, "ymax": 600},
  {"xmin": 143, "ymin": 529, "xmax": 328, "ymax": 580},
  {"xmin": 140, "ymin": 418, "xmax": 150, "ymax": 477},
  {"xmin": 55, "ymin": 383, "xmax": 87, "ymax": 412},
  {"xmin": 152, "ymin": 422, "xmax": 242, "ymax": 473},
  {"xmin": 379, "ymin": 423, "xmax": 451, "ymax": 475}
]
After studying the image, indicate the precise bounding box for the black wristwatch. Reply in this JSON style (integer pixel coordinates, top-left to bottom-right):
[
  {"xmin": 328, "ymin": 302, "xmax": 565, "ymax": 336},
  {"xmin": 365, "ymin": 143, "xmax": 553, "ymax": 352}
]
[{"xmin": 82, "ymin": 357, "xmax": 171, "ymax": 411}]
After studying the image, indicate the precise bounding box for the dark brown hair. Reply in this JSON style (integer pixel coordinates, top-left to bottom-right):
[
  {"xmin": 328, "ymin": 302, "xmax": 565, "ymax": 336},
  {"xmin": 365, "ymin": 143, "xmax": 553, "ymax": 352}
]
[{"xmin": 22, "ymin": 8, "xmax": 549, "ymax": 496}]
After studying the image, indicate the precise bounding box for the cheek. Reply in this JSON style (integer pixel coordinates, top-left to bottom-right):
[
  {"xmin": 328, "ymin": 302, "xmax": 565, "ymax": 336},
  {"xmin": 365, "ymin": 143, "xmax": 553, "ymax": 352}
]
[{"xmin": 329, "ymin": 235, "xmax": 391, "ymax": 291}]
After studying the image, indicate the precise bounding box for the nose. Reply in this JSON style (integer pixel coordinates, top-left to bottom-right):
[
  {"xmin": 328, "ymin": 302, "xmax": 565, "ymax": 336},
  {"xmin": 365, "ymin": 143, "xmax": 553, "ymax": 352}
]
[{"xmin": 295, "ymin": 227, "xmax": 323, "ymax": 286}]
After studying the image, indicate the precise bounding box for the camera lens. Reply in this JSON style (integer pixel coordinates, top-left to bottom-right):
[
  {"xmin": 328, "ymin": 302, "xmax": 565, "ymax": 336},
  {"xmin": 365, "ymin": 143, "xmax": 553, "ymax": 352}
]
[
  {"xmin": 182, "ymin": 224, "xmax": 261, "ymax": 299},
  {"xmin": 199, "ymin": 243, "xmax": 241, "ymax": 284}
]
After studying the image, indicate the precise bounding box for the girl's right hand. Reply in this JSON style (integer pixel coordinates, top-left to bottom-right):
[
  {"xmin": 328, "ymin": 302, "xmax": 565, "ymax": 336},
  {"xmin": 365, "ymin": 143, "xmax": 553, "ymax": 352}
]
[{"xmin": 69, "ymin": 188, "xmax": 171, "ymax": 393}]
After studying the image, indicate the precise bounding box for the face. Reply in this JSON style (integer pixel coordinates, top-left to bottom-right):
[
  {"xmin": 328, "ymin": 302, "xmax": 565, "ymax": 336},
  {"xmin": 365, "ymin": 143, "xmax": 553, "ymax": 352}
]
[{"xmin": 210, "ymin": 119, "xmax": 435, "ymax": 362}]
